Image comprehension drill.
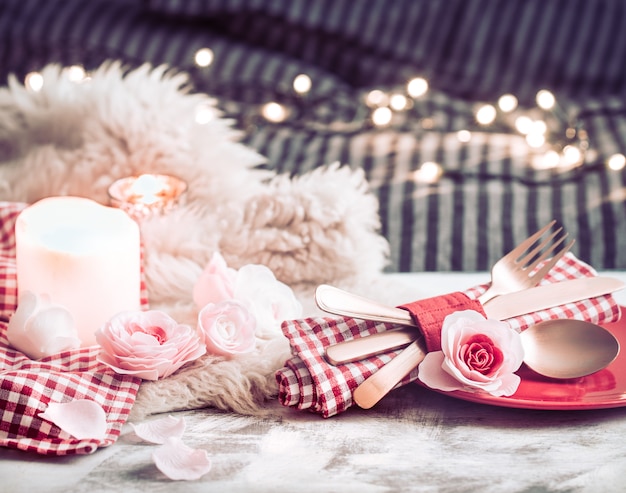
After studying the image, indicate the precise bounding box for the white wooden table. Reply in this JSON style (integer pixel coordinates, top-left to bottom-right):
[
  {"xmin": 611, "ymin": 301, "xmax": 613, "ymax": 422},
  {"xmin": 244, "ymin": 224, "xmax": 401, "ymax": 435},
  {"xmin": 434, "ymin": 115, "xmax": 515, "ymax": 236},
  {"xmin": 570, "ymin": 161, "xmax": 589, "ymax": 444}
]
[{"xmin": 2, "ymin": 272, "xmax": 626, "ymax": 493}]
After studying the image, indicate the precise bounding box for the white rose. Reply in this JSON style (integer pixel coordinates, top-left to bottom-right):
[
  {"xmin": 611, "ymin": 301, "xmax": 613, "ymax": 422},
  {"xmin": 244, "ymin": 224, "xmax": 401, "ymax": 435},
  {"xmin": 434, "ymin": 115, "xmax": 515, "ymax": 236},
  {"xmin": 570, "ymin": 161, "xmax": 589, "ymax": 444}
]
[
  {"xmin": 233, "ymin": 264, "xmax": 302, "ymax": 339},
  {"xmin": 7, "ymin": 291, "xmax": 81, "ymax": 359}
]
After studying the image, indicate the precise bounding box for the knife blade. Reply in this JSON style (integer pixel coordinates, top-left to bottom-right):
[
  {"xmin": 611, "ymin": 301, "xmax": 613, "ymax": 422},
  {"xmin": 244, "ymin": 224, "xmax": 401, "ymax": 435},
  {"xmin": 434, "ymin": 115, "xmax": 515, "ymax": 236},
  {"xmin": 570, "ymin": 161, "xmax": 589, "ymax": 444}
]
[
  {"xmin": 322, "ymin": 276, "xmax": 624, "ymax": 365},
  {"xmin": 482, "ymin": 276, "xmax": 624, "ymax": 320}
]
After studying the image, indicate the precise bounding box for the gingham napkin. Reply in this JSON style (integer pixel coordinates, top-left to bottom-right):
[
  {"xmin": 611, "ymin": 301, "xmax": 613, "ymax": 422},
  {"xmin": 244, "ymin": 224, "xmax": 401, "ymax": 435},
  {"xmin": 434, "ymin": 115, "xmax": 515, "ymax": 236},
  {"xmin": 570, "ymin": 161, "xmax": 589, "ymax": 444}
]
[
  {"xmin": 0, "ymin": 202, "xmax": 148, "ymax": 456},
  {"xmin": 276, "ymin": 253, "xmax": 622, "ymax": 418}
]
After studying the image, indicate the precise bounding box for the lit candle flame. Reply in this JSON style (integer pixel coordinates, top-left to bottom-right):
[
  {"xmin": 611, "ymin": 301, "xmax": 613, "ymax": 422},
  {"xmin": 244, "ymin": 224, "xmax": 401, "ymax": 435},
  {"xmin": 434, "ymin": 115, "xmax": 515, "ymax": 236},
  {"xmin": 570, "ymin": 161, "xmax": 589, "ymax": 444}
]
[{"xmin": 130, "ymin": 174, "xmax": 166, "ymax": 205}]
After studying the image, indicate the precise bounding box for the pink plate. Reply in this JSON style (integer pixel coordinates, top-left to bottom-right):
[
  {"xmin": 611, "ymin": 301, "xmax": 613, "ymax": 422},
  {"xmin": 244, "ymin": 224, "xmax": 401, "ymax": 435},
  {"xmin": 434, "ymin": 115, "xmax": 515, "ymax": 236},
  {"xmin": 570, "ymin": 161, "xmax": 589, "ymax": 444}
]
[{"xmin": 429, "ymin": 306, "xmax": 626, "ymax": 410}]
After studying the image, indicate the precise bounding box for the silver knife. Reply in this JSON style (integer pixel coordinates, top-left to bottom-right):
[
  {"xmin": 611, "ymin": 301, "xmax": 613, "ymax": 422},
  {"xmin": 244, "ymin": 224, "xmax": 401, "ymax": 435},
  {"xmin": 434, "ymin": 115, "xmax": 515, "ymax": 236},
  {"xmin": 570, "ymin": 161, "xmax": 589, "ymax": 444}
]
[
  {"xmin": 320, "ymin": 276, "xmax": 624, "ymax": 365},
  {"xmin": 483, "ymin": 276, "xmax": 624, "ymax": 320}
]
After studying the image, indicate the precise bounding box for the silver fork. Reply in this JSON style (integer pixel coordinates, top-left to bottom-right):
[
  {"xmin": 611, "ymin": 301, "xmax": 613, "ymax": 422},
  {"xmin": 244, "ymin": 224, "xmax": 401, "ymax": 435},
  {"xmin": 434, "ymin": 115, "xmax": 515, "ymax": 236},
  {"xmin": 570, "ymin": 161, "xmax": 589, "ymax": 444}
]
[{"xmin": 478, "ymin": 220, "xmax": 574, "ymax": 304}]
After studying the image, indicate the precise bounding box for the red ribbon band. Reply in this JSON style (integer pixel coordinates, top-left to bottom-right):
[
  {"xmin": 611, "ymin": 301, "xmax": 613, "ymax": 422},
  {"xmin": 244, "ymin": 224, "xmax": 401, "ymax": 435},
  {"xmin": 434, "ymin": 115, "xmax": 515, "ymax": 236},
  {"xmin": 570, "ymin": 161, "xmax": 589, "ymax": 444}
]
[{"xmin": 398, "ymin": 292, "xmax": 485, "ymax": 352}]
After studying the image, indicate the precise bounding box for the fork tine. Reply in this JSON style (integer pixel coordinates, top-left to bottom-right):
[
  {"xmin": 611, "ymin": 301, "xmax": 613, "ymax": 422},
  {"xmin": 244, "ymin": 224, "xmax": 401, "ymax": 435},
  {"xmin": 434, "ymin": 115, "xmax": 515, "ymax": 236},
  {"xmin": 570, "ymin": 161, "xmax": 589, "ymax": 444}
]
[
  {"xmin": 517, "ymin": 227, "xmax": 564, "ymax": 268},
  {"xmin": 527, "ymin": 238, "xmax": 575, "ymax": 281},
  {"xmin": 508, "ymin": 220, "xmax": 557, "ymax": 260},
  {"xmin": 523, "ymin": 232, "xmax": 567, "ymax": 272}
]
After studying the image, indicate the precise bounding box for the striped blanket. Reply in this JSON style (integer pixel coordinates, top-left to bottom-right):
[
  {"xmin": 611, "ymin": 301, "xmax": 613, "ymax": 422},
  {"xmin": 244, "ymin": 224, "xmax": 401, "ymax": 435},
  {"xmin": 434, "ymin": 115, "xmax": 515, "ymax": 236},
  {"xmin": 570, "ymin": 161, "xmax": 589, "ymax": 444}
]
[{"xmin": 1, "ymin": 0, "xmax": 625, "ymax": 272}]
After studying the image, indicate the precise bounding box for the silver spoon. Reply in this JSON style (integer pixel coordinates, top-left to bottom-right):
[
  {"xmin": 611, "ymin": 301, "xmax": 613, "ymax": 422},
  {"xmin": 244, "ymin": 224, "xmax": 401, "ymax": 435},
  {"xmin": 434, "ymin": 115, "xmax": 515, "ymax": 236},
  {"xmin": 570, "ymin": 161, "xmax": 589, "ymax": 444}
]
[{"xmin": 519, "ymin": 319, "xmax": 620, "ymax": 379}]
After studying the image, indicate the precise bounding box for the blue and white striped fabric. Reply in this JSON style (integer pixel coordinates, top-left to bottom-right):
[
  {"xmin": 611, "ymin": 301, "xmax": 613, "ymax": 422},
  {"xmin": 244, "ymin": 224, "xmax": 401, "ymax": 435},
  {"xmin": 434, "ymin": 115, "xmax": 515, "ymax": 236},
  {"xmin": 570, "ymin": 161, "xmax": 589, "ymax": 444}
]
[{"xmin": 1, "ymin": 0, "xmax": 625, "ymax": 272}]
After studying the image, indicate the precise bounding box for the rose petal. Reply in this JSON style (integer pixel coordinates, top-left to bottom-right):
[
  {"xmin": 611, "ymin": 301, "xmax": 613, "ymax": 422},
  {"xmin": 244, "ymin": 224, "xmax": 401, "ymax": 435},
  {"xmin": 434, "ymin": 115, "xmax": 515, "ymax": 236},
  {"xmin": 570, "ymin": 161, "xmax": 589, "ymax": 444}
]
[
  {"xmin": 152, "ymin": 437, "xmax": 212, "ymax": 481},
  {"xmin": 96, "ymin": 353, "xmax": 160, "ymax": 380},
  {"xmin": 39, "ymin": 400, "xmax": 108, "ymax": 440},
  {"xmin": 488, "ymin": 372, "xmax": 522, "ymax": 397},
  {"xmin": 418, "ymin": 351, "xmax": 465, "ymax": 392},
  {"xmin": 130, "ymin": 415, "xmax": 186, "ymax": 444}
]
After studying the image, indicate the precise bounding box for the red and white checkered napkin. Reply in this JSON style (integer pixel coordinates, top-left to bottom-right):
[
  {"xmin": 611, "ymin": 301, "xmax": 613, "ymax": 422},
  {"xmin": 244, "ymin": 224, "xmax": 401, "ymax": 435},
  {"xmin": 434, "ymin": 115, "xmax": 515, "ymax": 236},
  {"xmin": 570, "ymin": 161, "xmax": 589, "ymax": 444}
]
[
  {"xmin": 276, "ymin": 253, "xmax": 622, "ymax": 418},
  {"xmin": 0, "ymin": 202, "xmax": 148, "ymax": 456}
]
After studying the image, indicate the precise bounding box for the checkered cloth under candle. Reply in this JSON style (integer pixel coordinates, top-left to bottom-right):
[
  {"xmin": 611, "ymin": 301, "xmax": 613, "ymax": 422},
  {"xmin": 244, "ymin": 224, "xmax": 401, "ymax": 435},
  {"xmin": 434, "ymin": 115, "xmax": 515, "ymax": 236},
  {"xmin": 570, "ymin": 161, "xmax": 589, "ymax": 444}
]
[
  {"xmin": 276, "ymin": 252, "xmax": 622, "ymax": 418},
  {"xmin": 0, "ymin": 202, "xmax": 148, "ymax": 456}
]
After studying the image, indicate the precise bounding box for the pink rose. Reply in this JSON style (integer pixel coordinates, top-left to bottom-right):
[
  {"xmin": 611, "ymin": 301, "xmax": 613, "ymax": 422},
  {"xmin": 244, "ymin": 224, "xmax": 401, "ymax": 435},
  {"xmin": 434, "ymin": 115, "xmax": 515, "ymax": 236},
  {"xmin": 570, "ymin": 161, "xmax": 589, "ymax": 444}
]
[
  {"xmin": 96, "ymin": 310, "xmax": 206, "ymax": 380},
  {"xmin": 418, "ymin": 310, "xmax": 524, "ymax": 397},
  {"xmin": 197, "ymin": 300, "xmax": 256, "ymax": 356},
  {"xmin": 192, "ymin": 252, "xmax": 237, "ymax": 308},
  {"xmin": 193, "ymin": 253, "xmax": 302, "ymax": 339}
]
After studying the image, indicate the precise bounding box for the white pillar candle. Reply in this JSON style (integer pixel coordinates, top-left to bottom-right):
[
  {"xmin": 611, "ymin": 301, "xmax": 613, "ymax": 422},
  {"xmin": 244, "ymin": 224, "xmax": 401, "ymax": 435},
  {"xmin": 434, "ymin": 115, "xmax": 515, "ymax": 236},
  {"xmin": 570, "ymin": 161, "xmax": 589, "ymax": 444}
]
[{"xmin": 15, "ymin": 196, "xmax": 142, "ymax": 346}]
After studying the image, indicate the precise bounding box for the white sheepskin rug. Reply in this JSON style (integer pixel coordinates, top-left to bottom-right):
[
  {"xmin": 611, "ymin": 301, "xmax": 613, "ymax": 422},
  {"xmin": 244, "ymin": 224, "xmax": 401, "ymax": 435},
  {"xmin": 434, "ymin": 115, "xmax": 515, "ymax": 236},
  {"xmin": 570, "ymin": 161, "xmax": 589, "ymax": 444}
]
[{"xmin": 0, "ymin": 61, "xmax": 393, "ymax": 418}]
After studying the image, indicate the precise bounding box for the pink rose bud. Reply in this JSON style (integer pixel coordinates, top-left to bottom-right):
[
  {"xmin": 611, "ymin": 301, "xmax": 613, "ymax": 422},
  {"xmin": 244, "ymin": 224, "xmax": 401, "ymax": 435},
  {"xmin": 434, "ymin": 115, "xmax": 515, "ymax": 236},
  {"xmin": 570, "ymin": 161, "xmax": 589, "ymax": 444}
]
[{"xmin": 192, "ymin": 252, "xmax": 237, "ymax": 309}]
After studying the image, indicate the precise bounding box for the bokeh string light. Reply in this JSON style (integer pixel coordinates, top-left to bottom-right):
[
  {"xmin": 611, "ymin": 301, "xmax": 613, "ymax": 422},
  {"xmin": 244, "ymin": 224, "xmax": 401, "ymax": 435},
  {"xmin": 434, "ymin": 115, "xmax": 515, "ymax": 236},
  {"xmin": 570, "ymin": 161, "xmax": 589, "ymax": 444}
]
[{"xmin": 20, "ymin": 50, "xmax": 626, "ymax": 185}]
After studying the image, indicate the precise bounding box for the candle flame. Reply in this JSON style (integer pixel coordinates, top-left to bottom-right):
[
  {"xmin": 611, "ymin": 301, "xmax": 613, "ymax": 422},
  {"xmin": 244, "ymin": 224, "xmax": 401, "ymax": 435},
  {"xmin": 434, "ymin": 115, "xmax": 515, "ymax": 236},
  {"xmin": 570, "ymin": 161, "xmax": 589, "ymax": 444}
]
[{"xmin": 130, "ymin": 174, "xmax": 167, "ymax": 205}]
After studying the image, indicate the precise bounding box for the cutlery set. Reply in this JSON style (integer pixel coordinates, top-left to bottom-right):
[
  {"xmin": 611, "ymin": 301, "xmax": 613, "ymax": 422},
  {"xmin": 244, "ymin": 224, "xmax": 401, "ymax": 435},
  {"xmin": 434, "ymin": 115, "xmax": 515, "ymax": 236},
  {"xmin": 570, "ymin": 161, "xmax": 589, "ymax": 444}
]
[{"xmin": 313, "ymin": 222, "xmax": 625, "ymax": 409}]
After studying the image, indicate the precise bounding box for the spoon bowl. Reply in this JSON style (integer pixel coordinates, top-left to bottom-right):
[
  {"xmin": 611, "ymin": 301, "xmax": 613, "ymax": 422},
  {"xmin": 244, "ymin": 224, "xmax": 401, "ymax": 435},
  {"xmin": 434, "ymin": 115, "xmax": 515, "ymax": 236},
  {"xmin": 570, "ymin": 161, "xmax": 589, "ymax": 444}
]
[{"xmin": 520, "ymin": 319, "xmax": 620, "ymax": 379}]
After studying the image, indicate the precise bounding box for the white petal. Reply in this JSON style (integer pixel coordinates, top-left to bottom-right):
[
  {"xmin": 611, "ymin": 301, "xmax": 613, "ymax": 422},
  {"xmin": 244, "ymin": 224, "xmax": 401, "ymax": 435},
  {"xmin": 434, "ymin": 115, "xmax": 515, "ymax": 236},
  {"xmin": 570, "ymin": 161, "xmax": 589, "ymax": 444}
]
[
  {"xmin": 152, "ymin": 438, "xmax": 211, "ymax": 481},
  {"xmin": 418, "ymin": 352, "xmax": 464, "ymax": 392},
  {"xmin": 39, "ymin": 400, "xmax": 108, "ymax": 440},
  {"xmin": 130, "ymin": 415, "xmax": 186, "ymax": 444},
  {"xmin": 490, "ymin": 373, "xmax": 522, "ymax": 397}
]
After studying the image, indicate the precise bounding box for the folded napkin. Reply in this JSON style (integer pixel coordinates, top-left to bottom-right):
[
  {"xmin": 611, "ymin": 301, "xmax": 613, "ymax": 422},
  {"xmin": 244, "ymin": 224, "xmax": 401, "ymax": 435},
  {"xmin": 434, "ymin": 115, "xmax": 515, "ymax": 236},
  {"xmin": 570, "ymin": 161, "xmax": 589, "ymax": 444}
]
[
  {"xmin": 276, "ymin": 253, "xmax": 622, "ymax": 418},
  {"xmin": 0, "ymin": 202, "xmax": 148, "ymax": 456}
]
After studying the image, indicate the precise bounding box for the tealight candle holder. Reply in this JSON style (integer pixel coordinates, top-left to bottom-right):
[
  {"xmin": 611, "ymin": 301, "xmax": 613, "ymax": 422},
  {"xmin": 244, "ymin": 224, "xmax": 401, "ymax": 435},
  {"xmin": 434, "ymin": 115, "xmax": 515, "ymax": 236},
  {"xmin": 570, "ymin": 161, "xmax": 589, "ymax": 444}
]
[{"xmin": 108, "ymin": 174, "xmax": 188, "ymax": 221}]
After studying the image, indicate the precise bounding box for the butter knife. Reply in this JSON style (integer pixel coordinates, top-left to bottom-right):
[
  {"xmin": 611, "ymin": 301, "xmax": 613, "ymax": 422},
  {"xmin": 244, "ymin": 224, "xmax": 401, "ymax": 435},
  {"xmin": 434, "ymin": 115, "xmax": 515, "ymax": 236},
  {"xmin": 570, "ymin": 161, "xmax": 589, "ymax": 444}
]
[{"xmin": 319, "ymin": 276, "xmax": 625, "ymax": 365}]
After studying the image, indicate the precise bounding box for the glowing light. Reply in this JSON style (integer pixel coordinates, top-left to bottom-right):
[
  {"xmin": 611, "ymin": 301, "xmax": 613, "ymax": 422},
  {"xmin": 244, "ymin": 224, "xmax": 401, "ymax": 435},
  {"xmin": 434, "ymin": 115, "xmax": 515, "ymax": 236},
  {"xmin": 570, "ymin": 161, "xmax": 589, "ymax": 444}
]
[
  {"xmin": 536, "ymin": 89, "xmax": 556, "ymax": 110},
  {"xmin": 421, "ymin": 118, "xmax": 435, "ymax": 129},
  {"xmin": 532, "ymin": 150, "xmax": 561, "ymax": 170},
  {"xmin": 457, "ymin": 130, "xmax": 472, "ymax": 143},
  {"xmin": 66, "ymin": 65, "xmax": 86, "ymax": 82},
  {"xmin": 407, "ymin": 77, "xmax": 429, "ymax": 98},
  {"xmin": 372, "ymin": 107, "xmax": 393, "ymax": 126},
  {"xmin": 562, "ymin": 145, "xmax": 583, "ymax": 166},
  {"xmin": 497, "ymin": 94, "xmax": 518, "ymax": 113},
  {"xmin": 608, "ymin": 153, "xmax": 626, "ymax": 171},
  {"xmin": 531, "ymin": 120, "xmax": 548, "ymax": 135},
  {"xmin": 545, "ymin": 151, "xmax": 561, "ymax": 168},
  {"xmin": 365, "ymin": 89, "xmax": 388, "ymax": 107},
  {"xmin": 412, "ymin": 162, "xmax": 443, "ymax": 183},
  {"xmin": 194, "ymin": 103, "xmax": 215, "ymax": 124},
  {"xmin": 25, "ymin": 72, "xmax": 44, "ymax": 92},
  {"xmin": 526, "ymin": 132, "xmax": 546, "ymax": 148},
  {"xmin": 194, "ymin": 48, "xmax": 214, "ymax": 67},
  {"xmin": 389, "ymin": 93, "xmax": 409, "ymax": 111},
  {"xmin": 475, "ymin": 104, "xmax": 497, "ymax": 125},
  {"xmin": 515, "ymin": 116, "xmax": 533, "ymax": 135},
  {"xmin": 261, "ymin": 102, "xmax": 288, "ymax": 123},
  {"xmin": 293, "ymin": 74, "xmax": 312, "ymax": 94}
]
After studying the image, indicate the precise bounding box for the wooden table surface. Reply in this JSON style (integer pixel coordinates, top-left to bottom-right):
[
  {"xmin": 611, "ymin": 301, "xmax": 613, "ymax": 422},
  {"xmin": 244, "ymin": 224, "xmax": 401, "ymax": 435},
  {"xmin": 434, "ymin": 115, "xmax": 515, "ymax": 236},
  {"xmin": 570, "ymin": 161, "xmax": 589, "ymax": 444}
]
[{"xmin": 2, "ymin": 273, "xmax": 626, "ymax": 493}]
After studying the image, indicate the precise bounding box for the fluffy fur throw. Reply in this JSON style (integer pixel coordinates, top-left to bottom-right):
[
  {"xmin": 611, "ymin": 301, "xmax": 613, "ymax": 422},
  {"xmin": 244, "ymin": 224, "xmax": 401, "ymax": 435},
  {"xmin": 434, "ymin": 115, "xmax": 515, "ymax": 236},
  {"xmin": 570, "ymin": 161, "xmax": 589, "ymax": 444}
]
[{"xmin": 0, "ymin": 62, "xmax": 390, "ymax": 418}]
